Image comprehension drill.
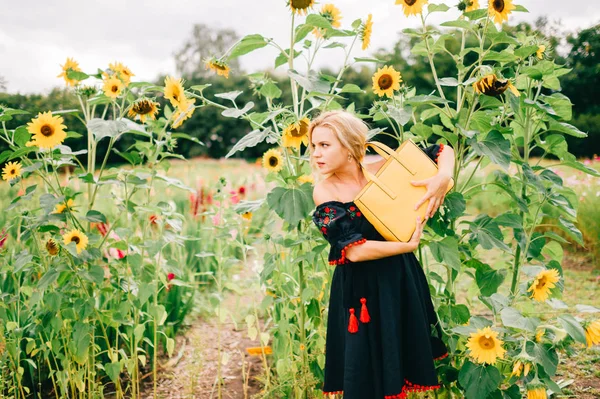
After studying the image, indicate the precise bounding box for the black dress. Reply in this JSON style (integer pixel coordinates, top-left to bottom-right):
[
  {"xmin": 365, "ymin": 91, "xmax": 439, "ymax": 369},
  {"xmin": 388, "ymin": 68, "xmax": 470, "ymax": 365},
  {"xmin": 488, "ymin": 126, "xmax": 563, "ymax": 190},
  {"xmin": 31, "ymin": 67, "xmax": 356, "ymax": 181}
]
[{"xmin": 311, "ymin": 144, "xmax": 448, "ymax": 399}]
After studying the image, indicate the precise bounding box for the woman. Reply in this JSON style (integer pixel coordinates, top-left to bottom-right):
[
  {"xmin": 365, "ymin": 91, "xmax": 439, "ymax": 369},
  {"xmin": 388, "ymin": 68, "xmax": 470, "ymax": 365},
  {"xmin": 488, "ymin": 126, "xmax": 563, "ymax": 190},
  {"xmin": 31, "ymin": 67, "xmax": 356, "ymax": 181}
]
[{"xmin": 309, "ymin": 110, "xmax": 455, "ymax": 399}]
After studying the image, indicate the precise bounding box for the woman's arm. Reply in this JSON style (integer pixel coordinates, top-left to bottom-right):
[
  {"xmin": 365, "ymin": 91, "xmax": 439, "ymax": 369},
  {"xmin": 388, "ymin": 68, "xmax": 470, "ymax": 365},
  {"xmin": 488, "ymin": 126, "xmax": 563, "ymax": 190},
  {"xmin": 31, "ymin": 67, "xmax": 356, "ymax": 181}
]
[{"xmin": 345, "ymin": 216, "xmax": 425, "ymax": 262}]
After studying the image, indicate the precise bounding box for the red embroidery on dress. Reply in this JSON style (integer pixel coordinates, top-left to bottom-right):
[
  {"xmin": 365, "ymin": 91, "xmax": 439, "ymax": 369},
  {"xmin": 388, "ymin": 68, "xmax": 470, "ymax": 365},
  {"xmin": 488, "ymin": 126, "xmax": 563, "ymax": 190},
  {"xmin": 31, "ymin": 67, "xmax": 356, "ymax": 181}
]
[
  {"xmin": 434, "ymin": 352, "xmax": 449, "ymax": 361},
  {"xmin": 329, "ymin": 238, "xmax": 367, "ymax": 265},
  {"xmin": 434, "ymin": 143, "xmax": 444, "ymax": 164},
  {"xmin": 359, "ymin": 298, "xmax": 371, "ymax": 323},
  {"xmin": 383, "ymin": 379, "xmax": 443, "ymax": 399},
  {"xmin": 323, "ymin": 391, "xmax": 343, "ymax": 396}
]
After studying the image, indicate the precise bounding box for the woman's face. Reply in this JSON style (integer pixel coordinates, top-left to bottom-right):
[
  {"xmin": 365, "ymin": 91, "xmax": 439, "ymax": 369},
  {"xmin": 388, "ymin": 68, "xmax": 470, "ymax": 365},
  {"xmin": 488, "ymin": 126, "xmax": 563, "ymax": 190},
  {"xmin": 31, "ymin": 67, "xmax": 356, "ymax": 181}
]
[{"xmin": 311, "ymin": 126, "xmax": 348, "ymax": 175}]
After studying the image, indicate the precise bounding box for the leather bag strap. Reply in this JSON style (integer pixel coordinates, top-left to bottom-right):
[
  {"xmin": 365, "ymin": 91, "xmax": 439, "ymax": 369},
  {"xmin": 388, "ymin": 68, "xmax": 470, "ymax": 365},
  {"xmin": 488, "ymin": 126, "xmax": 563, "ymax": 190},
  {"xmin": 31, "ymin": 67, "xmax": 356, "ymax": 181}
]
[{"xmin": 365, "ymin": 141, "xmax": 416, "ymax": 175}]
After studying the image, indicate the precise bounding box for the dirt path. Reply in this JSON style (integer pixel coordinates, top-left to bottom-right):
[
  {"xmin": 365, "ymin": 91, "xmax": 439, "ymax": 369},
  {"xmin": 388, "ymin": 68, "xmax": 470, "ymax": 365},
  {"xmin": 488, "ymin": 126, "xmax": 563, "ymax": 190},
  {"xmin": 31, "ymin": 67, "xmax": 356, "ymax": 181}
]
[{"xmin": 142, "ymin": 257, "xmax": 267, "ymax": 399}]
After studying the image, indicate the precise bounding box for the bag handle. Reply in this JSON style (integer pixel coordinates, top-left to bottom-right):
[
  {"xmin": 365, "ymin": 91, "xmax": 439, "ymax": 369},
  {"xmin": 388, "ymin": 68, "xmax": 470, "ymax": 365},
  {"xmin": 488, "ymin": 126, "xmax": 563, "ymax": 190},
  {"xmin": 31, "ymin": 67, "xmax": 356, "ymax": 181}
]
[
  {"xmin": 358, "ymin": 164, "xmax": 397, "ymax": 200},
  {"xmin": 365, "ymin": 141, "xmax": 417, "ymax": 175}
]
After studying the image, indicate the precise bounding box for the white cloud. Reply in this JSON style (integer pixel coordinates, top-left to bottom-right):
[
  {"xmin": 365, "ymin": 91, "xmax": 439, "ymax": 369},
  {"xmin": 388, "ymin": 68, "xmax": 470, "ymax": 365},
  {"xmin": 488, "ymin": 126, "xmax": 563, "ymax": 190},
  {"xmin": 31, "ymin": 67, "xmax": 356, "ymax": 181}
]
[{"xmin": 1, "ymin": 0, "xmax": 598, "ymax": 93}]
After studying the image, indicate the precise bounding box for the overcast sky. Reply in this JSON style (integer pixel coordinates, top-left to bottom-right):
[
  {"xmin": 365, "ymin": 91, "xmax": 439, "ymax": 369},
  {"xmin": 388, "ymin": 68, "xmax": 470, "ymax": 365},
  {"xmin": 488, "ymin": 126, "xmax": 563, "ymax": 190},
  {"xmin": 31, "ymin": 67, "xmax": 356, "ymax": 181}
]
[{"xmin": 1, "ymin": 0, "xmax": 598, "ymax": 94}]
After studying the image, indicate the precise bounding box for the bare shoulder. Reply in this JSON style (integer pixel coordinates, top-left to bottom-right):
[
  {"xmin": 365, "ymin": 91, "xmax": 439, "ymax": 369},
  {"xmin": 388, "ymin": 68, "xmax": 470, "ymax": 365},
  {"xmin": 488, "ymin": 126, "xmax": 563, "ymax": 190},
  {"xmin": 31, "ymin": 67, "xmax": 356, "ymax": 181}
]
[{"xmin": 313, "ymin": 179, "xmax": 337, "ymax": 207}]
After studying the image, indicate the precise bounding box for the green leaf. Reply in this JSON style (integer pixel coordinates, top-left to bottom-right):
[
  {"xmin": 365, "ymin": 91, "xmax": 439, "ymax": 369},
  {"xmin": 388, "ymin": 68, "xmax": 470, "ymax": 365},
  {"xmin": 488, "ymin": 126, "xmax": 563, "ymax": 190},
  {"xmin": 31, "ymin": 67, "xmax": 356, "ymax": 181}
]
[
  {"xmin": 260, "ymin": 82, "xmax": 282, "ymax": 99},
  {"xmin": 226, "ymin": 128, "xmax": 272, "ymax": 158},
  {"xmin": 467, "ymin": 214, "xmax": 510, "ymax": 251},
  {"xmin": 501, "ymin": 307, "xmax": 539, "ymax": 332},
  {"xmin": 558, "ymin": 314, "xmax": 587, "ymax": 345},
  {"xmin": 294, "ymin": 24, "xmax": 314, "ymax": 43},
  {"xmin": 428, "ymin": 3, "xmax": 450, "ymax": 12},
  {"xmin": 443, "ymin": 192, "xmax": 466, "ymax": 219},
  {"xmin": 428, "ymin": 236, "xmax": 461, "ymax": 271},
  {"xmin": 287, "ymin": 70, "xmax": 330, "ymax": 94},
  {"xmin": 440, "ymin": 20, "xmax": 473, "ymax": 30},
  {"xmin": 514, "ymin": 45, "xmax": 540, "ymax": 59},
  {"xmin": 540, "ymin": 93, "xmax": 572, "ymax": 121},
  {"xmin": 71, "ymin": 321, "xmax": 91, "ymax": 365},
  {"xmin": 547, "ymin": 120, "xmax": 587, "ymax": 138},
  {"xmin": 266, "ymin": 184, "xmax": 315, "ymax": 226},
  {"xmin": 405, "ymin": 95, "xmax": 450, "ymax": 106},
  {"xmin": 458, "ymin": 361, "xmax": 502, "ymax": 399},
  {"xmin": 340, "ymin": 84, "xmax": 364, "ymax": 94},
  {"xmin": 222, "ymin": 102, "xmax": 254, "ymax": 118},
  {"xmin": 227, "ymin": 34, "xmax": 268, "ymax": 60},
  {"xmin": 483, "ymin": 51, "xmax": 518, "ymax": 63},
  {"xmin": 84, "ymin": 210, "xmax": 107, "ymax": 223},
  {"xmin": 14, "ymin": 126, "xmax": 31, "ymax": 147},
  {"xmin": 469, "ymin": 130, "xmax": 511, "ymax": 170},
  {"xmin": 463, "ymin": 9, "xmax": 488, "ymax": 20},
  {"xmin": 215, "ymin": 90, "xmax": 243, "ymax": 103},
  {"xmin": 275, "ymin": 49, "xmax": 301, "ymax": 68},
  {"xmin": 475, "ymin": 263, "xmax": 506, "ymax": 297},
  {"xmin": 66, "ymin": 70, "xmax": 89, "ymax": 81},
  {"xmin": 306, "ymin": 13, "xmax": 333, "ymax": 29},
  {"xmin": 105, "ymin": 361, "xmax": 122, "ymax": 383}
]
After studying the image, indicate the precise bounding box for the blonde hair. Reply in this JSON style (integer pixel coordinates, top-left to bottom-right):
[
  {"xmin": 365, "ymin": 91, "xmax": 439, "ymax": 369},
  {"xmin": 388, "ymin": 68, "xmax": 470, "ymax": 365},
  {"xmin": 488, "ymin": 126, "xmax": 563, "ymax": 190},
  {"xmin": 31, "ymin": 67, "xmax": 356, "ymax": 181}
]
[{"xmin": 308, "ymin": 110, "xmax": 369, "ymax": 179}]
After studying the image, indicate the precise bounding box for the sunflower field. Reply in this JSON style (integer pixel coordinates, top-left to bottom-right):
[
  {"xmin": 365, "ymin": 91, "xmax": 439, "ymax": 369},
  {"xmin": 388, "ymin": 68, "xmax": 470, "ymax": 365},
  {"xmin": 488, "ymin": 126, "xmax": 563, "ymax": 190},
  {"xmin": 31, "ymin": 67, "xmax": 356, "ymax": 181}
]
[{"xmin": 1, "ymin": 0, "xmax": 600, "ymax": 399}]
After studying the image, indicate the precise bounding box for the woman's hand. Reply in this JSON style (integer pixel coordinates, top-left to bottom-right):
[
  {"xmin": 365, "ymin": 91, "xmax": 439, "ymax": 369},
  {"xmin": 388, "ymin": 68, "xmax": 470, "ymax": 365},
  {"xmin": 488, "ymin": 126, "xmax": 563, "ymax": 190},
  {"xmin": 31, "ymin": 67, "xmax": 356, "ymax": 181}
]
[
  {"xmin": 410, "ymin": 172, "xmax": 452, "ymax": 219},
  {"xmin": 408, "ymin": 216, "xmax": 426, "ymax": 251}
]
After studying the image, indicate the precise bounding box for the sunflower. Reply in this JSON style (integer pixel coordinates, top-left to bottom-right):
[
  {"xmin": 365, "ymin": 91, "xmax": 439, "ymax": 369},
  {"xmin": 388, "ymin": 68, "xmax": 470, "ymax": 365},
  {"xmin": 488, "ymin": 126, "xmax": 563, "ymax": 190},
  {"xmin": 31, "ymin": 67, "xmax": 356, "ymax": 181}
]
[
  {"xmin": 473, "ymin": 74, "xmax": 519, "ymax": 96},
  {"xmin": 246, "ymin": 346, "xmax": 272, "ymax": 356},
  {"xmin": 172, "ymin": 97, "xmax": 196, "ymax": 129},
  {"xmin": 262, "ymin": 149, "xmax": 284, "ymax": 173},
  {"xmin": 526, "ymin": 385, "xmax": 547, "ymax": 399},
  {"xmin": 535, "ymin": 328, "xmax": 545, "ymax": 343},
  {"xmin": 298, "ymin": 174, "xmax": 314, "ymax": 184},
  {"xmin": 288, "ymin": 0, "xmax": 314, "ymax": 15},
  {"xmin": 465, "ymin": 326, "xmax": 506, "ymax": 365},
  {"xmin": 536, "ymin": 45, "xmax": 546, "ymax": 60},
  {"xmin": 2, "ymin": 161, "xmax": 22, "ymax": 182},
  {"xmin": 103, "ymin": 75, "xmax": 124, "ymax": 99},
  {"xmin": 26, "ymin": 112, "xmax": 67, "ymax": 149},
  {"xmin": 395, "ymin": 0, "xmax": 428, "ymax": 17},
  {"xmin": 527, "ymin": 268, "xmax": 560, "ymax": 302},
  {"xmin": 584, "ymin": 319, "xmax": 600, "ymax": 348},
  {"xmin": 62, "ymin": 229, "xmax": 89, "ymax": 254},
  {"xmin": 108, "ymin": 61, "xmax": 135, "ymax": 86},
  {"xmin": 46, "ymin": 239, "xmax": 59, "ymax": 256},
  {"xmin": 204, "ymin": 58, "xmax": 231, "ymax": 79},
  {"xmin": 463, "ymin": 0, "xmax": 480, "ymax": 12},
  {"xmin": 164, "ymin": 76, "xmax": 186, "ymax": 108},
  {"xmin": 313, "ymin": 4, "xmax": 342, "ymax": 37},
  {"xmin": 282, "ymin": 117, "xmax": 310, "ymax": 149},
  {"xmin": 488, "ymin": 0, "xmax": 516, "ymax": 24},
  {"xmin": 128, "ymin": 98, "xmax": 160, "ymax": 123},
  {"xmin": 511, "ymin": 360, "xmax": 523, "ymax": 377},
  {"xmin": 242, "ymin": 212, "xmax": 253, "ymax": 221},
  {"xmin": 372, "ymin": 66, "xmax": 402, "ymax": 98},
  {"xmin": 360, "ymin": 14, "xmax": 373, "ymax": 50},
  {"xmin": 57, "ymin": 57, "xmax": 83, "ymax": 87},
  {"xmin": 53, "ymin": 198, "xmax": 75, "ymax": 214}
]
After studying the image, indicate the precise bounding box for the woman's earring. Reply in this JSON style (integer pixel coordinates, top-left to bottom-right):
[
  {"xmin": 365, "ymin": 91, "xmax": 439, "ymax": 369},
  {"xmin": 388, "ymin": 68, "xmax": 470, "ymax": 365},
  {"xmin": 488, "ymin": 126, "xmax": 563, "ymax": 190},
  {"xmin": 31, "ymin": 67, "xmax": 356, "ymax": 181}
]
[{"xmin": 348, "ymin": 154, "xmax": 352, "ymax": 162}]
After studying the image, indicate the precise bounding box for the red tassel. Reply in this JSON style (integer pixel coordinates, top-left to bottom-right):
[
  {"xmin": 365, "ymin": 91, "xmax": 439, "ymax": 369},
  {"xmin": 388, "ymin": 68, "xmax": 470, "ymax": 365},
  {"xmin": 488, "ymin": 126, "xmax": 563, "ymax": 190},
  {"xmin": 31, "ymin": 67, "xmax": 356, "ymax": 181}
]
[
  {"xmin": 360, "ymin": 297, "xmax": 371, "ymax": 323},
  {"xmin": 348, "ymin": 308, "xmax": 358, "ymax": 333}
]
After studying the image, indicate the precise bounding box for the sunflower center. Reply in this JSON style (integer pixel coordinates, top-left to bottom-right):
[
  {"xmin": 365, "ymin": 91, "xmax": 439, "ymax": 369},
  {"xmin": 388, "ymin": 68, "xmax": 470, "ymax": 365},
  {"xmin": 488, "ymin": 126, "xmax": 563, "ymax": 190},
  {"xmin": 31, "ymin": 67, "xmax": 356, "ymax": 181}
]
[
  {"xmin": 378, "ymin": 74, "xmax": 393, "ymax": 90},
  {"xmin": 492, "ymin": 0, "xmax": 504, "ymax": 12},
  {"xmin": 478, "ymin": 336, "xmax": 496, "ymax": 349},
  {"xmin": 537, "ymin": 277, "xmax": 548, "ymax": 289},
  {"xmin": 9, "ymin": 169, "xmax": 16, "ymax": 175},
  {"xmin": 134, "ymin": 101, "xmax": 154, "ymax": 115},
  {"xmin": 269, "ymin": 156, "xmax": 279, "ymax": 167},
  {"xmin": 71, "ymin": 236, "xmax": 80, "ymax": 244},
  {"xmin": 111, "ymin": 85, "xmax": 119, "ymax": 93},
  {"xmin": 40, "ymin": 124, "xmax": 54, "ymax": 137},
  {"xmin": 404, "ymin": 0, "xmax": 417, "ymax": 5},
  {"xmin": 291, "ymin": 0, "xmax": 312, "ymax": 10}
]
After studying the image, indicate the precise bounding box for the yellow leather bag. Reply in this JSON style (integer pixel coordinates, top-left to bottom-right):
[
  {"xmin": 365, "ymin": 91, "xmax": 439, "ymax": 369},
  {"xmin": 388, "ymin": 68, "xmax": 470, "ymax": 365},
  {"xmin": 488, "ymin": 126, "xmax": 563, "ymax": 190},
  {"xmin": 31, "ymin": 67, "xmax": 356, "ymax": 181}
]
[{"xmin": 353, "ymin": 140, "xmax": 454, "ymax": 242}]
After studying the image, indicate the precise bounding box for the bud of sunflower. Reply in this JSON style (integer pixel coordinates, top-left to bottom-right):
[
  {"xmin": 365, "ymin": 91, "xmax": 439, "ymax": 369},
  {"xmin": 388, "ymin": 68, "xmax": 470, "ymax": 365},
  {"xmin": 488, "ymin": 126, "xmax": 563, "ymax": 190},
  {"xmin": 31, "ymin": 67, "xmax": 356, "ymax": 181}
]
[
  {"xmin": 523, "ymin": 362, "xmax": 531, "ymax": 376},
  {"xmin": 46, "ymin": 239, "xmax": 59, "ymax": 256},
  {"xmin": 77, "ymin": 85, "xmax": 98, "ymax": 98},
  {"xmin": 457, "ymin": 1, "xmax": 468, "ymax": 11},
  {"xmin": 511, "ymin": 360, "xmax": 523, "ymax": 377}
]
